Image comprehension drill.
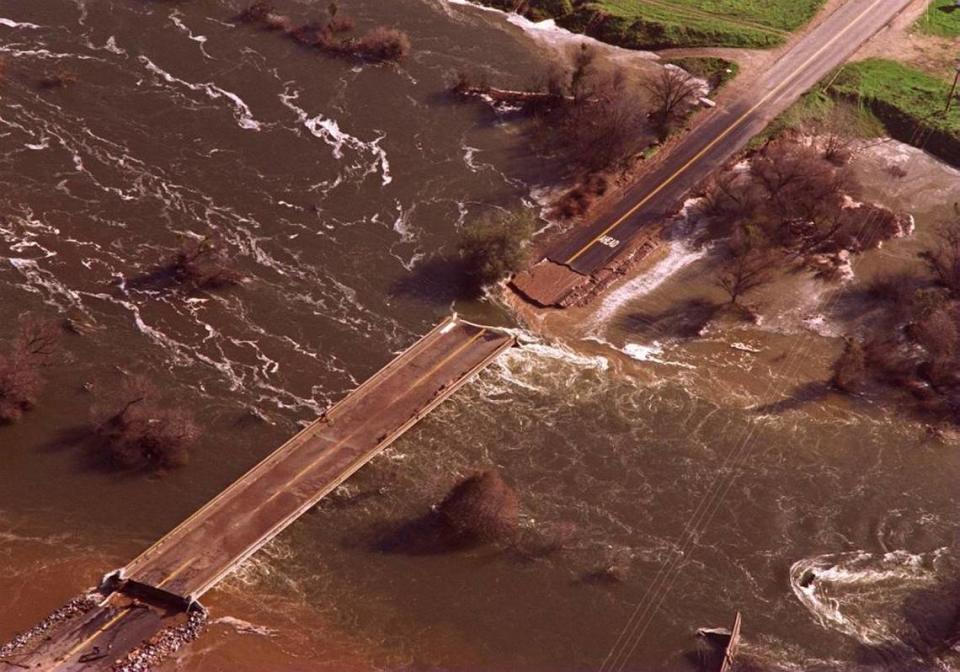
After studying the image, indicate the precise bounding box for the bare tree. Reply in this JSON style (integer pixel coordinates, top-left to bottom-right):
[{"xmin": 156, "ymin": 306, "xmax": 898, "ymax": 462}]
[
  {"xmin": 0, "ymin": 316, "xmax": 60, "ymax": 423},
  {"xmin": 235, "ymin": 1, "xmax": 274, "ymax": 24},
  {"xmin": 715, "ymin": 241, "xmax": 775, "ymax": 307},
  {"xmin": 641, "ymin": 66, "xmax": 700, "ymax": 140},
  {"xmin": 553, "ymin": 49, "xmax": 652, "ymax": 172},
  {"xmin": 920, "ymin": 212, "xmax": 960, "ymax": 298},
  {"xmin": 94, "ymin": 377, "xmax": 199, "ymax": 471}
]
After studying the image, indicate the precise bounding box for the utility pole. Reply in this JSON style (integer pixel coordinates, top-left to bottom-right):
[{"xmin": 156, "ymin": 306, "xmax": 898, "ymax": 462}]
[{"xmin": 947, "ymin": 61, "xmax": 960, "ymax": 115}]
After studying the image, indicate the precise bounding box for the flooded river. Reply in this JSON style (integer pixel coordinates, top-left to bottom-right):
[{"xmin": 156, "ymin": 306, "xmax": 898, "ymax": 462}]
[{"xmin": 2, "ymin": 1, "xmax": 960, "ymax": 670}]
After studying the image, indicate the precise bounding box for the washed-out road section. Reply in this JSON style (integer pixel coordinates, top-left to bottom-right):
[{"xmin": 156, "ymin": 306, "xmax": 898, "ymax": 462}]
[
  {"xmin": 513, "ymin": 0, "xmax": 916, "ymax": 306},
  {"xmin": 2, "ymin": 315, "xmax": 515, "ymax": 671}
]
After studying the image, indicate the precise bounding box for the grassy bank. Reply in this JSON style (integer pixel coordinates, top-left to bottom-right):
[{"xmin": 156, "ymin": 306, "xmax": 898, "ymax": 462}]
[
  {"xmin": 473, "ymin": 0, "xmax": 826, "ymax": 49},
  {"xmin": 832, "ymin": 59, "xmax": 960, "ymax": 135},
  {"xmin": 914, "ymin": 0, "xmax": 960, "ymax": 37},
  {"xmin": 764, "ymin": 59, "xmax": 960, "ymax": 165}
]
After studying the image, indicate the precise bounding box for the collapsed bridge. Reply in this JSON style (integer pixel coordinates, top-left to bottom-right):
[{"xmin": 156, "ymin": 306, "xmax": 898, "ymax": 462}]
[{"xmin": 1, "ymin": 314, "xmax": 515, "ymax": 672}]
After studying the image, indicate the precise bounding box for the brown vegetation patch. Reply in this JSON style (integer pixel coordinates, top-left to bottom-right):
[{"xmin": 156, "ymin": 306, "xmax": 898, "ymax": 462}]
[
  {"xmin": 830, "ymin": 211, "xmax": 960, "ymax": 425},
  {"xmin": 700, "ymin": 136, "xmax": 909, "ymax": 312},
  {"xmin": 129, "ymin": 236, "xmax": 242, "ymax": 293},
  {"xmin": 37, "ymin": 70, "xmax": 77, "ymax": 90},
  {"xmin": 237, "ymin": 1, "xmax": 410, "ymax": 62},
  {"xmin": 0, "ymin": 316, "xmax": 61, "ymax": 423},
  {"xmin": 93, "ymin": 377, "xmax": 200, "ymax": 471},
  {"xmin": 436, "ymin": 470, "xmax": 521, "ymax": 545}
]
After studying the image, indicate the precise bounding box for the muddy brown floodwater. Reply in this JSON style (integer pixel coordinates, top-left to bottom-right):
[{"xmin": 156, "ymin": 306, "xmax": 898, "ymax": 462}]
[{"xmin": 2, "ymin": 1, "xmax": 960, "ymax": 670}]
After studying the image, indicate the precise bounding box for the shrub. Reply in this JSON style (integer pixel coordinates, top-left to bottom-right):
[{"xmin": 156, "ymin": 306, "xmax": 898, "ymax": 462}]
[
  {"xmin": 459, "ymin": 209, "xmax": 536, "ymax": 292},
  {"xmin": 436, "ymin": 470, "xmax": 520, "ymax": 544},
  {"xmin": 909, "ymin": 307, "xmax": 958, "ymax": 360},
  {"xmin": 94, "ymin": 378, "xmax": 199, "ymax": 471},
  {"xmin": 348, "ymin": 27, "xmax": 411, "ymax": 62},
  {"xmin": 831, "ymin": 338, "xmax": 867, "ymax": 393},
  {"xmin": 920, "ymin": 216, "xmax": 960, "ymax": 298},
  {"xmin": 527, "ymin": 0, "xmax": 574, "ymax": 21},
  {"xmin": 864, "ymin": 339, "xmax": 915, "ymax": 387},
  {"xmin": 166, "ymin": 236, "xmax": 243, "ymax": 291}
]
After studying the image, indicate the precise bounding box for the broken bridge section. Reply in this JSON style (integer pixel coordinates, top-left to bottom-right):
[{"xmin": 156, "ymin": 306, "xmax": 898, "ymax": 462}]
[{"xmin": 3, "ymin": 315, "xmax": 515, "ymax": 671}]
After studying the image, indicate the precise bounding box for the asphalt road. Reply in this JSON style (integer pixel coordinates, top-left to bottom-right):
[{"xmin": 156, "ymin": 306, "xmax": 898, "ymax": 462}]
[
  {"xmin": 120, "ymin": 315, "xmax": 513, "ymax": 601},
  {"xmin": 547, "ymin": 0, "xmax": 915, "ymax": 277},
  {"xmin": 5, "ymin": 315, "xmax": 514, "ymax": 671}
]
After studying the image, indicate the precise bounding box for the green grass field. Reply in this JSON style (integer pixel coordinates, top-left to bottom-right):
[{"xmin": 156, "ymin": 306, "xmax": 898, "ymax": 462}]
[
  {"xmin": 480, "ymin": 0, "xmax": 827, "ymax": 49},
  {"xmin": 626, "ymin": 0, "xmax": 825, "ymax": 31},
  {"xmin": 914, "ymin": 0, "xmax": 960, "ymax": 37},
  {"xmin": 831, "ymin": 59, "xmax": 960, "ymax": 136}
]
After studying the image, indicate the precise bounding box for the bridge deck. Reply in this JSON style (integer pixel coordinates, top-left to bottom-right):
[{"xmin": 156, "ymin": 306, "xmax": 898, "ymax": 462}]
[{"xmin": 3, "ymin": 315, "xmax": 514, "ymax": 671}]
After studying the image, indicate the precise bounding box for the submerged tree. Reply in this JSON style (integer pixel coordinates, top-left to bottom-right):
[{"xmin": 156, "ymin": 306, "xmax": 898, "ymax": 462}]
[
  {"xmin": 162, "ymin": 236, "xmax": 243, "ymax": 292},
  {"xmin": 831, "ymin": 338, "xmax": 867, "ymax": 393},
  {"xmin": 436, "ymin": 470, "xmax": 520, "ymax": 545},
  {"xmin": 920, "ymin": 212, "xmax": 960, "ymax": 299},
  {"xmin": 459, "ymin": 209, "xmax": 536, "ymax": 293},
  {"xmin": 0, "ymin": 316, "xmax": 60, "ymax": 423},
  {"xmin": 714, "ymin": 236, "xmax": 775, "ymax": 308},
  {"xmin": 239, "ymin": 0, "xmax": 411, "ymax": 62},
  {"xmin": 94, "ymin": 377, "xmax": 199, "ymax": 471}
]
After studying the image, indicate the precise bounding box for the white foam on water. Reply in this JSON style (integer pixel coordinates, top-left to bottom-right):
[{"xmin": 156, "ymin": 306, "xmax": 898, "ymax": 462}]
[
  {"xmin": 279, "ymin": 87, "xmax": 392, "ymax": 186},
  {"xmin": 0, "ymin": 17, "xmax": 42, "ymax": 29},
  {"xmin": 25, "ymin": 137, "xmax": 51, "ymax": 151},
  {"xmin": 441, "ymin": 0, "xmax": 657, "ymax": 64},
  {"xmin": 169, "ymin": 12, "xmax": 213, "ymax": 59},
  {"xmin": 590, "ymin": 240, "xmax": 708, "ymax": 335},
  {"xmin": 104, "ymin": 36, "xmax": 125, "ymax": 55},
  {"xmin": 139, "ymin": 56, "xmax": 262, "ymax": 131},
  {"xmin": 0, "ymin": 46, "xmax": 98, "ymax": 61},
  {"xmin": 621, "ymin": 342, "xmax": 664, "ymax": 362},
  {"xmin": 210, "ymin": 616, "xmax": 276, "ymax": 637},
  {"xmin": 463, "ymin": 144, "xmax": 482, "ymax": 172},
  {"xmin": 8, "ymin": 257, "xmax": 84, "ymax": 311},
  {"xmin": 790, "ymin": 548, "xmax": 952, "ymax": 648},
  {"xmin": 389, "ymin": 201, "xmax": 423, "ymax": 270},
  {"xmin": 483, "ymin": 334, "xmax": 610, "ymax": 396}
]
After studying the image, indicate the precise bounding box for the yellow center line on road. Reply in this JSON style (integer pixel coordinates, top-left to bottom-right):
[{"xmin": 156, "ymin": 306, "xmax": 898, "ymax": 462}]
[
  {"xmin": 273, "ymin": 327, "xmax": 488, "ymax": 496},
  {"xmin": 409, "ymin": 328, "xmax": 486, "ymax": 389},
  {"xmin": 190, "ymin": 328, "xmax": 509, "ymax": 599},
  {"xmin": 564, "ymin": 0, "xmax": 891, "ymax": 266},
  {"xmin": 54, "ymin": 607, "xmax": 133, "ymax": 670},
  {"xmin": 138, "ymin": 326, "xmax": 489, "ymax": 599},
  {"xmin": 121, "ymin": 316, "xmax": 461, "ymax": 577},
  {"xmin": 156, "ymin": 555, "xmax": 196, "ymax": 589}
]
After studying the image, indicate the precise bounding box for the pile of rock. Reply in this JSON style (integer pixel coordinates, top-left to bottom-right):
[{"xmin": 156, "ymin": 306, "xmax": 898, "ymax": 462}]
[
  {"xmin": 112, "ymin": 608, "xmax": 206, "ymax": 672},
  {"xmin": 0, "ymin": 591, "xmax": 101, "ymax": 657}
]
